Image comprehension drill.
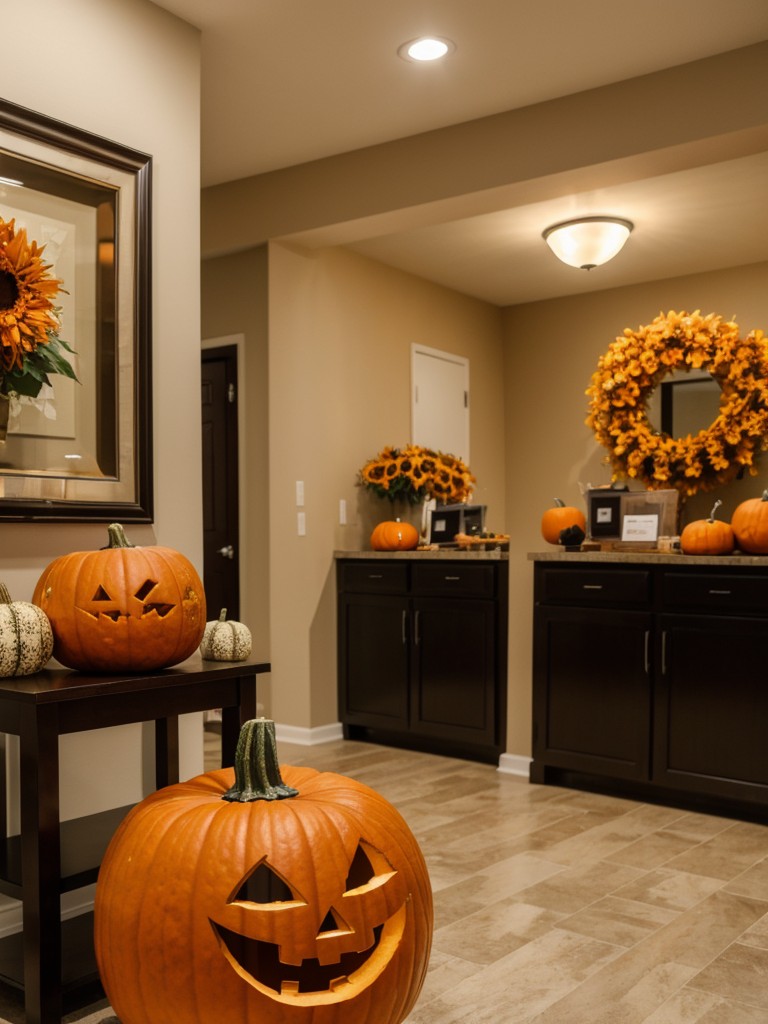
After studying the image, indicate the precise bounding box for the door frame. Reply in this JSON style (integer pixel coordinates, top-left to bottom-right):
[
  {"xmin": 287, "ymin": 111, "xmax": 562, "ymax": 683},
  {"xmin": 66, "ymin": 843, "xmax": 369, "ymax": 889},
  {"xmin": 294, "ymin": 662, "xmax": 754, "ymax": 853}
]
[{"xmin": 202, "ymin": 333, "xmax": 245, "ymax": 613}]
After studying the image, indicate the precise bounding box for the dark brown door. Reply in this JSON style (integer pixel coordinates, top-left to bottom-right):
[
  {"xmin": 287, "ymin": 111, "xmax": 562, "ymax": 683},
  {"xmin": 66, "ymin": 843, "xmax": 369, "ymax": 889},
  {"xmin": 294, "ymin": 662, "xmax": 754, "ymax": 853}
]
[{"xmin": 201, "ymin": 346, "xmax": 240, "ymax": 619}]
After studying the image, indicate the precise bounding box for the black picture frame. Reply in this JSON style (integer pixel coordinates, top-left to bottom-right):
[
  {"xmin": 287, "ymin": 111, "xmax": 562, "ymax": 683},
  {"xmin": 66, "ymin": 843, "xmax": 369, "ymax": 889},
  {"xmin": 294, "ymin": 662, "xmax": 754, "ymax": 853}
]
[{"xmin": 0, "ymin": 98, "xmax": 152, "ymax": 522}]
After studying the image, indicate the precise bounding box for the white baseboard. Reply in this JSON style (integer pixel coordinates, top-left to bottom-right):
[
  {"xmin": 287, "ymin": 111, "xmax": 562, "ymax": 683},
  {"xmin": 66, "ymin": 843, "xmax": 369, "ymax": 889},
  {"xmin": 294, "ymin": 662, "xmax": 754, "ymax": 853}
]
[
  {"xmin": 275, "ymin": 722, "xmax": 344, "ymax": 746},
  {"xmin": 0, "ymin": 887, "xmax": 96, "ymax": 939},
  {"xmin": 497, "ymin": 752, "xmax": 532, "ymax": 778}
]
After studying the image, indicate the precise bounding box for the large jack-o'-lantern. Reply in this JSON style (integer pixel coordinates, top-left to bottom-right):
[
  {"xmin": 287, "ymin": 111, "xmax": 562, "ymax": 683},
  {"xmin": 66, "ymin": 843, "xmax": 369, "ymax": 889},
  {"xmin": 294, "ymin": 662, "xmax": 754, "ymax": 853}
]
[
  {"xmin": 95, "ymin": 719, "xmax": 433, "ymax": 1024},
  {"xmin": 32, "ymin": 523, "xmax": 206, "ymax": 672}
]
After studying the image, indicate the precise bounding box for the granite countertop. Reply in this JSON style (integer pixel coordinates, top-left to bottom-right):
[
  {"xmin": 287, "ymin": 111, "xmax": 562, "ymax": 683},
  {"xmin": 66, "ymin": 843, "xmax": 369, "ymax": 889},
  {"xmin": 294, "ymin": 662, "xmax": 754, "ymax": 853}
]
[
  {"xmin": 335, "ymin": 548, "xmax": 509, "ymax": 561},
  {"xmin": 528, "ymin": 549, "xmax": 768, "ymax": 567}
]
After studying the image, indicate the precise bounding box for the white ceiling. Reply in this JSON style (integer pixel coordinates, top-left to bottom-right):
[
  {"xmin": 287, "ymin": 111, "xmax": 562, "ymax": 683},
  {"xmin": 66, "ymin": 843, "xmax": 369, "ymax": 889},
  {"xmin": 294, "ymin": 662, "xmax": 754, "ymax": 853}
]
[{"xmin": 152, "ymin": 0, "xmax": 768, "ymax": 305}]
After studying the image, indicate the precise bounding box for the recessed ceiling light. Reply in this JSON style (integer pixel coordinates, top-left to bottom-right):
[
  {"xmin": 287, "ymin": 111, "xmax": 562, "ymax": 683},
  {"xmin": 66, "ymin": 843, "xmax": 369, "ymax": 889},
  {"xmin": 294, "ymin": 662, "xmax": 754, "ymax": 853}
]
[{"xmin": 398, "ymin": 36, "xmax": 455, "ymax": 62}]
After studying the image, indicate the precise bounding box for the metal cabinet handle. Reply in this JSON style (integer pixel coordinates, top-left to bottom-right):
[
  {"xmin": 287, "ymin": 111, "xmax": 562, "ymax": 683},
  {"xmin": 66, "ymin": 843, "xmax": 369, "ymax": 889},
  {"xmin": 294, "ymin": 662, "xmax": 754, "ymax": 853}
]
[
  {"xmin": 444, "ymin": 575, "xmax": 461, "ymax": 581},
  {"xmin": 368, "ymin": 573, "xmax": 384, "ymax": 579},
  {"xmin": 644, "ymin": 630, "xmax": 650, "ymax": 675},
  {"xmin": 414, "ymin": 610, "xmax": 420, "ymax": 645},
  {"xmin": 661, "ymin": 630, "xmax": 668, "ymax": 675},
  {"xmin": 401, "ymin": 610, "xmax": 407, "ymax": 645},
  {"xmin": 708, "ymin": 588, "xmax": 731, "ymax": 595},
  {"xmin": 583, "ymin": 584, "xmax": 603, "ymax": 590}
]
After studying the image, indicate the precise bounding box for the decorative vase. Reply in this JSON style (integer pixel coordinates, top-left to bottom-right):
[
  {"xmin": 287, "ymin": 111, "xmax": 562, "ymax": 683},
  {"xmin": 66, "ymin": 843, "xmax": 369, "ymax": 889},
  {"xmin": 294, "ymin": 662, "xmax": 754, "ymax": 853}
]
[{"xmin": 361, "ymin": 494, "xmax": 426, "ymax": 549}]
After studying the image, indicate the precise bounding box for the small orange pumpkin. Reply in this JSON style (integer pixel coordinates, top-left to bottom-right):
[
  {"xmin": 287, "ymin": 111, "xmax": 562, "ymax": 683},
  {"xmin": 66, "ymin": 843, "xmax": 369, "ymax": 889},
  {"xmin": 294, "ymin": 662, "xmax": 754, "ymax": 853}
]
[
  {"xmin": 370, "ymin": 519, "xmax": 419, "ymax": 551},
  {"xmin": 680, "ymin": 499, "xmax": 734, "ymax": 555},
  {"xmin": 731, "ymin": 489, "xmax": 768, "ymax": 554},
  {"xmin": 541, "ymin": 498, "xmax": 586, "ymax": 546},
  {"xmin": 32, "ymin": 523, "xmax": 206, "ymax": 672}
]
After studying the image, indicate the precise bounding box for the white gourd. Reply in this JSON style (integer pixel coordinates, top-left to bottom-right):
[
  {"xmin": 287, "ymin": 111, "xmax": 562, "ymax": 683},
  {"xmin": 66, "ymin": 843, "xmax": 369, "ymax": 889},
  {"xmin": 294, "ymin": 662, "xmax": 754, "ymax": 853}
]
[
  {"xmin": 200, "ymin": 608, "xmax": 252, "ymax": 662},
  {"xmin": 0, "ymin": 583, "xmax": 54, "ymax": 677}
]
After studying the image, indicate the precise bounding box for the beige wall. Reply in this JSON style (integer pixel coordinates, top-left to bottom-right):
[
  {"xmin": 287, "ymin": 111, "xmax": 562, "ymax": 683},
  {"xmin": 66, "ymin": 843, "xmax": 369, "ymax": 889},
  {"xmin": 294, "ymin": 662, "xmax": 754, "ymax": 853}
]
[
  {"xmin": 502, "ymin": 260, "xmax": 768, "ymax": 756},
  {"xmin": 201, "ymin": 245, "xmax": 270, "ymax": 663},
  {"xmin": 265, "ymin": 243, "xmax": 505, "ymax": 729},
  {"xmin": 0, "ymin": 0, "xmax": 203, "ymax": 845}
]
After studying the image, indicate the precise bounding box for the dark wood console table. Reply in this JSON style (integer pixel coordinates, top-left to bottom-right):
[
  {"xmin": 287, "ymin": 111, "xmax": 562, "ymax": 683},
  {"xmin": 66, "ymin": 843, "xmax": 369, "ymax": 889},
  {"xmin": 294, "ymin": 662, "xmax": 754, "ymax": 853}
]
[{"xmin": 0, "ymin": 653, "xmax": 270, "ymax": 1024}]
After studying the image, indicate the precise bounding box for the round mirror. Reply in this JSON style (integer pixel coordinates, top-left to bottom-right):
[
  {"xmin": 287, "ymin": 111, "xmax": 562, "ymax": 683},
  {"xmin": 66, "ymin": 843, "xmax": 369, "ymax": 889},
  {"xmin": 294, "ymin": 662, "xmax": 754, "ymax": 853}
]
[{"xmin": 646, "ymin": 369, "xmax": 722, "ymax": 437}]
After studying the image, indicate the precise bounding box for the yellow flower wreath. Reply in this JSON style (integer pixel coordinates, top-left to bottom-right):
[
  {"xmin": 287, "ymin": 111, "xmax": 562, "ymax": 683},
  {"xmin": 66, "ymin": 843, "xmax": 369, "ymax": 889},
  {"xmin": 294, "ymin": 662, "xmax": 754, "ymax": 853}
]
[{"xmin": 586, "ymin": 310, "xmax": 768, "ymax": 496}]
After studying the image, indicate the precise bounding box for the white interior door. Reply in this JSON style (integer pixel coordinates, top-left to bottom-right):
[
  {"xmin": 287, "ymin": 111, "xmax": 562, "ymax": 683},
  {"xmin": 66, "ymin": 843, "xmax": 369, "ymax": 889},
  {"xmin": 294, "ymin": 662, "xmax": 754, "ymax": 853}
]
[{"xmin": 411, "ymin": 344, "xmax": 469, "ymax": 461}]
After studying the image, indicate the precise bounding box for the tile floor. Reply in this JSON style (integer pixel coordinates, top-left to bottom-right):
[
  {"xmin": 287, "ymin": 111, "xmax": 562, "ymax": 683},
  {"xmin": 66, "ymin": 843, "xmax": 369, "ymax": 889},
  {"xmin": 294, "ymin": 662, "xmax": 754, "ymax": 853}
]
[
  {"xmin": 2, "ymin": 730, "xmax": 767, "ymax": 1023},
  {"xmin": 266, "ymin": 736, "xmax": 768, "ymax": 1024}
]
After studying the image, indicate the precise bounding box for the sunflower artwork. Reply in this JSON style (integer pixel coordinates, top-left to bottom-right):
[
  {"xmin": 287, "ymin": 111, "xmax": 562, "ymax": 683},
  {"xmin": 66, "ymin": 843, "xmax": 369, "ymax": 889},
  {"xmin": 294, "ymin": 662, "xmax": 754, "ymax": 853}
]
[
  {"xmin": 358, "ymin": 444, "xmax": 475, "ymax": 504},
  {"xmin": 0, "ymin": 215, "xmax": 78, "ymax": 435}
]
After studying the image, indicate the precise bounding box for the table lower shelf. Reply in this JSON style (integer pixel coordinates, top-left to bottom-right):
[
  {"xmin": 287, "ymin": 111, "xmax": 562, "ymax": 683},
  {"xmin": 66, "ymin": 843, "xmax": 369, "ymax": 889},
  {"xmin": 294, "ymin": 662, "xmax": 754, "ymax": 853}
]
[
  {"xmin": 0, "ymin": 804, "xmax": 133, "ymax": 900},
  {"xmin": 0, "ymin": 911, "xmax": 102, "ymax": 999}
]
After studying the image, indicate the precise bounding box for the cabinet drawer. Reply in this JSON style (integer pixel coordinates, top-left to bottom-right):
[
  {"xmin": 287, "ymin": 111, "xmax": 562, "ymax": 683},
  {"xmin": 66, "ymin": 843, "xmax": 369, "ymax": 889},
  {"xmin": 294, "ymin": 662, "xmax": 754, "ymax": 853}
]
[
  {"xmin": 539, "ymin": 568, "xmax": 650, "ymax": 606},
  {"xmin": 411, "ymin": 562, "xmax": 495, "ymax": 597},
  {"xmin": 338, "ymin": 562, "xmax": 408, "ymax": 594},
  {"xmin": 663, "ymin": 572, "xmax": 768, "ymax": 614}
]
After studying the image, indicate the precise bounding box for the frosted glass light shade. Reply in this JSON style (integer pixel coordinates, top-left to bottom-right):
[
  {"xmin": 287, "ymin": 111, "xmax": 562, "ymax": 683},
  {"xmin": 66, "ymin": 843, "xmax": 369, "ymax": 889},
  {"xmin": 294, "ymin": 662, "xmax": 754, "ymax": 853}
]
[{"xmin": 543, "ymin": 217, "xmax": 633, "ymax": 270}]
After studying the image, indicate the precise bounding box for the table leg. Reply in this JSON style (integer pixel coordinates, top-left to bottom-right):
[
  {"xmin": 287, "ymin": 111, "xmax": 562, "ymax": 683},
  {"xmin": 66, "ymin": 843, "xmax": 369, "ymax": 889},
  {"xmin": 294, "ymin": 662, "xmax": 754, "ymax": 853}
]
[
  {"xmin": 19, "ymin": 704, "xmax": 62, "ymax": 1024},
  {"xmin": 154, "ymin": 716, "xmax": 180, "ymax": 788}
]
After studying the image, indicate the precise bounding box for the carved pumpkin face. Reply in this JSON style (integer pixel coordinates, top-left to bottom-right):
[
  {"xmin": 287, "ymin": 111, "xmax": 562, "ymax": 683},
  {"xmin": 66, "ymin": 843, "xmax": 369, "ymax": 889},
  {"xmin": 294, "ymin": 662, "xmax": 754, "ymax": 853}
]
[
  {"xmin": 95, "ymin": 762, "xmax": 433, "ymax": 1024},
  {"xmin": 32, "ymin": 523, "xmax": 206, "ymax": 672}
]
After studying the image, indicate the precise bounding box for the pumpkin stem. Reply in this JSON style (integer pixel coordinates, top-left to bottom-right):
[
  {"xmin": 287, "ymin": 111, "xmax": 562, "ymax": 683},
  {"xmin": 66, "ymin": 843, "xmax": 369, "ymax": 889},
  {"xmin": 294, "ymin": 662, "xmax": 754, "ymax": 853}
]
[
  {"xmin": 708, "ymin": 499, "xmax": 723, "ymax": 523},
  {"xmin": 553, "ymin": 498, "xmax": 565, "ymax": 507},
  {"xmin": 0, "ymin": 583, "xmax": 10, "ymax": 605},
  {"xmin": 218, "ymin": 608, "xmax": 228, "ymax": 622},
  {"xmin": 105, "ymin": 523, "xmax": 135, "ymax": 549},
  {"xmin": 222, "ymin": 718, "xmax": 299, "ymax": 802}
]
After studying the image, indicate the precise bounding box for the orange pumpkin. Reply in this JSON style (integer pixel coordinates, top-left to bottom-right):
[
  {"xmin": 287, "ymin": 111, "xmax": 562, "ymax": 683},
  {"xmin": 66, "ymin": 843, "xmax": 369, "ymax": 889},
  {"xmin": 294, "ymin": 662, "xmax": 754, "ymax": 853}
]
[
  {"xmin": 370, "ymin": 519, "xmax": 419, "ymax": 551},
  {"xmin": 541, "ymin": 498, "xmax": 586, "ymax": 545},
  {"xmin": 32, "ymin": 522, "xmax": 206, "ymax": 672},
  {"xmin": 680, "ymin": 499, "xmax": 734, "ymax": 555},
  {"xmin": 95, "ymin": 718, "xmax": 433, "ymax": 1024},
  {"xmin": 731, "ymin": 489, "xmax": 768, "ymax": 554}
]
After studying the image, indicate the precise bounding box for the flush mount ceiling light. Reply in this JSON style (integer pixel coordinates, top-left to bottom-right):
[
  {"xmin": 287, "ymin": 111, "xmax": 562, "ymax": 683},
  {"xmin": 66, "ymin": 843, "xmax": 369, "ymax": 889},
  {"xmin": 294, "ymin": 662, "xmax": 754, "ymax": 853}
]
[
  {"xmin": 542, "ymin": 216, "xmax": 634, "ymax": 270},
  {"xmin": 398, "ymin": 36, "xmax": 455, "ymax": 62}
]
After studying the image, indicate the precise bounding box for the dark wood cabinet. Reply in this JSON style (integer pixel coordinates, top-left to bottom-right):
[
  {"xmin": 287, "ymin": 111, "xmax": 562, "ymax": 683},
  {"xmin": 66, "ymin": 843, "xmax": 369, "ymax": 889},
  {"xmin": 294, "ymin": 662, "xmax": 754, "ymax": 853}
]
[
  {"xmin": 337, "ymin": 555, "xmax": 508, "ymax": 763},
  {"xmin": 532, "ymin": 556, "xmax": 768, "ymax": 814}
]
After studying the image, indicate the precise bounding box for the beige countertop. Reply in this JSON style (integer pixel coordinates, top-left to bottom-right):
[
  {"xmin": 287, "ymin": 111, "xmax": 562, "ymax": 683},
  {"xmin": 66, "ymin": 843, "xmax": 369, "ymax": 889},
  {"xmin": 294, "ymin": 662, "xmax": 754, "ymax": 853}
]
[
  {"xmin": 529, "ymin": 549, "xmax": 768, "ymax": 567},
  {"xmin": 335, "ymin": 548, "xmax": 509, "ymax": 561}
]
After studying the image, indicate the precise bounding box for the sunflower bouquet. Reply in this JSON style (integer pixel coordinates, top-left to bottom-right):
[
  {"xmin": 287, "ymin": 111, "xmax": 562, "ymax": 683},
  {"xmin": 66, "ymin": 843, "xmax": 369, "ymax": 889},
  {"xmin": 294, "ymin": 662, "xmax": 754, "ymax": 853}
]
[
  {"xmin": 0, "ymin": 215, "xmax": 77, "ymax": 407},
  {"xmin": 358, "ymin": 444, "xmax": 475, "ymax": 504}
]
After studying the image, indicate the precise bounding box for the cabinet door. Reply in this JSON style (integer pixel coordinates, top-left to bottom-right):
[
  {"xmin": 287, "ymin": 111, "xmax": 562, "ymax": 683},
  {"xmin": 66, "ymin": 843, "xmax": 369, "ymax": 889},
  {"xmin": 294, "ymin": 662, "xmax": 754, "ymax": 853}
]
[
  {"xmin": 410, "ymin": 597, "xmax": 497, "ymax": 747},
  {"xmin": 338, "ymin": 594, "xmax": 409, "ymax": 728},
  {"xmin": 655, "ymin": 614, "xmax": 768, "ymax": 802},
  {"xmin": 533, "ymin": 606, "xmax": 652, "ymax": 780}
]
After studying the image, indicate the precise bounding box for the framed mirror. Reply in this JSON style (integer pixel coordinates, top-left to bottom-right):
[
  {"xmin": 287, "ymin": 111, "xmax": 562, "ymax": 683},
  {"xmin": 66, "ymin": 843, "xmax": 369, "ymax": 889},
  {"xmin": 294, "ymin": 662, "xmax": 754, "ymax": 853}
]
[{"xmin": 0, "ymin": 98, "xmax": 152, "ymax": 522}]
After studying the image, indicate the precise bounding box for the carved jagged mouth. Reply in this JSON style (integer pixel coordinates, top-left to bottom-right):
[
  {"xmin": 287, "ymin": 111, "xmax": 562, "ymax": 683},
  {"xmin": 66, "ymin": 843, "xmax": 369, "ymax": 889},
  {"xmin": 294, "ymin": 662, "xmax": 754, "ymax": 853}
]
[
  {"xmin": 211, "ymin": 904, "xmax": 407, "ymax": 1004},
  {"xmin": 214, "ymin": 923, "xmax": 382, "ymax": 995},
  {"xmin": 83, "ymin": 604, "xmax": 175, "ymax": 621}
]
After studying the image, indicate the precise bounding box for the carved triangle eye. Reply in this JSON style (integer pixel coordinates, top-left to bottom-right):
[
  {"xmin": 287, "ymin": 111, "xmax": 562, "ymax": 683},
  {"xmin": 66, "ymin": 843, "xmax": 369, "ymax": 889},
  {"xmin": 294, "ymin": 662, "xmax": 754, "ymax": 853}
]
[
  {"xmin": 343, "ymin": 841, "xmax": 394, "ymax": 894},
  {"xmin": 92, "ymin": 585, "xmax": 112, "ymax": 601},
  {"xmin": 134, "ymin": 579, "xmax": 157, "ymax": 601},
  {"xmin": 230, "ymin": 861, "xmax": 298, "ymax": 906},
  {"xmin": 134, "ymin": 578, "xmax": 174, "ymax": 617}
]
